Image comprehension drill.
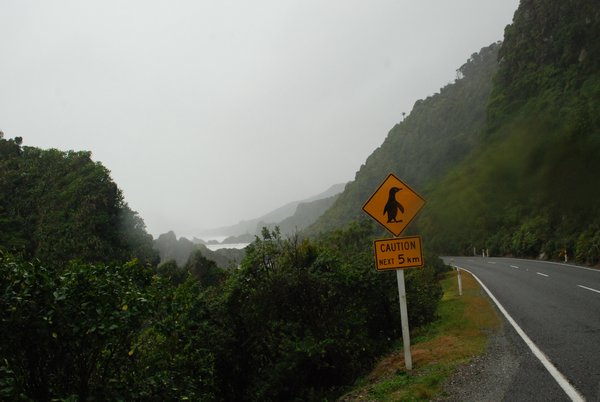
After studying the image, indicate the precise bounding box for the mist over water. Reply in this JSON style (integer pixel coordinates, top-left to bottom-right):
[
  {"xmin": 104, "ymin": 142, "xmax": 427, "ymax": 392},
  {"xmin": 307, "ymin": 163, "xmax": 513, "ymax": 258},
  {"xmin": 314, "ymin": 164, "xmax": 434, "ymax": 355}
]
[{"xmin": 205, "ymin": 242, "xmax": 250, "ymax": 251}]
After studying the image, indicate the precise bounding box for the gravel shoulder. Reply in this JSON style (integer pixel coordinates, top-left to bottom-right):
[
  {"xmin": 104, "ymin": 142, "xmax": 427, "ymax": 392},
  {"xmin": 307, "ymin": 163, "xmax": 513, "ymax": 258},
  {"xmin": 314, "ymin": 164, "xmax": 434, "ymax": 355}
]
[{"xmin": 435, "ymin": 289, "xmax": 570, "ymax": 402}]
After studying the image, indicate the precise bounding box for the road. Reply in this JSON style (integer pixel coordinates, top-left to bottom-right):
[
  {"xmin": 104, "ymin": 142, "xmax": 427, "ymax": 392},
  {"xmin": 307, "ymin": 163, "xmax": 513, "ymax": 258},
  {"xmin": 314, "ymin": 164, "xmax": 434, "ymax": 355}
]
[{"xmin": 443, "ymin": 256, "xmax": 600, "ymax": 401}]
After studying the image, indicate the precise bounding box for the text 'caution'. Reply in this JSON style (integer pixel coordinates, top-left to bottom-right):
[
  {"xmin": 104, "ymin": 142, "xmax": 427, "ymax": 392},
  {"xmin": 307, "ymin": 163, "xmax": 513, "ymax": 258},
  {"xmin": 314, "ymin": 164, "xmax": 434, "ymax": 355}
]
[{"xmin": 373, "ymin": 236, "xmax": 424, "ymax": 271}]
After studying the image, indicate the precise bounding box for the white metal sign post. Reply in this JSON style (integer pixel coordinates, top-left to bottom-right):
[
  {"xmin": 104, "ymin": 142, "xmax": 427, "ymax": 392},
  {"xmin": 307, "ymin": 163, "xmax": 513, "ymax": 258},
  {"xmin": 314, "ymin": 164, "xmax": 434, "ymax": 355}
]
[
  {"xmin": 362, "ymin": 173, "xmax": 426, "ymax": 371},
  {"xmin": 396, "ymin": 269, "xmax": 412, "ymax": 370}
]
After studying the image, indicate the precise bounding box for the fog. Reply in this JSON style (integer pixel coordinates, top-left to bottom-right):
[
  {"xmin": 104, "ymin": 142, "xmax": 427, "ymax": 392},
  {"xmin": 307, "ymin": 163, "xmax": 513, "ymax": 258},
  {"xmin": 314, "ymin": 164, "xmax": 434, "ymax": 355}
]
[{"xmin": 0, "ymin": 0, "xmax": 519, "ymax": 237}]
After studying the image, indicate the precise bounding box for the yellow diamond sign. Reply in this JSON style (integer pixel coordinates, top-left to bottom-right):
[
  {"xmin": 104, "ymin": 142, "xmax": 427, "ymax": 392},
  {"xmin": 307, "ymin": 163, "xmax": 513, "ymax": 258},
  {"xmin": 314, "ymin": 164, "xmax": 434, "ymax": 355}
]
[{"xmin": 362, "ymin": 173, "xmax": 426, "ymax": 237}]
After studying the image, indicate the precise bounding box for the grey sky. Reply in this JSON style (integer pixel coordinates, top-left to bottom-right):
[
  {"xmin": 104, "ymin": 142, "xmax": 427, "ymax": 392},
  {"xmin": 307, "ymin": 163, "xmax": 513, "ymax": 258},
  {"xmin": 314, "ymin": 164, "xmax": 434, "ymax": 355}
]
[{"xmin": 1, "ymin": 0, "xmax": 519, "ymax": 238}]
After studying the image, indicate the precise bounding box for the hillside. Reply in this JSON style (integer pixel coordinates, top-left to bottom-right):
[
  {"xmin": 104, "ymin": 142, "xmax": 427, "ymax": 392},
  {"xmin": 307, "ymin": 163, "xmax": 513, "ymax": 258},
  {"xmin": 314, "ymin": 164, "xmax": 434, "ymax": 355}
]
[
  {"xmin": 198, "ymin": 182, "xmax": 346, "ymax": 237},
  {"xmin": 260, "ymin": 194, "xmax": 340, "ymax": 237},
  {"xmin": 311, "ymin": 0, "xmax": 600, "ymax": 264},
  {"xmin": 0, "ymin": 136, "xmax": 157, "ymax": 265},
  {"xmin": 421, "ymin": 0, "xmax": 600, "ymax": 260},
  {"xmin": 308, "ymin": 42, "xmax": 502, "ymax": 235}
]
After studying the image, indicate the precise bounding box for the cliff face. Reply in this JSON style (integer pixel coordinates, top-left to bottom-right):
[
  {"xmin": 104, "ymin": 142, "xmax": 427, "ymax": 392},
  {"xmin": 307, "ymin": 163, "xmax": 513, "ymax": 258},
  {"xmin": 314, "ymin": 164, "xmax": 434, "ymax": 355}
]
[
  {"xmin": 313, "ymin": 0, "xmax": 600, "ymax": 262},
  {"xmin": 488, "ymin": 0, "xmax": 600, "ymax": 127},
  {"xmin": 420, "ymin": 0, "xmax": 600, "ymax": 258}
]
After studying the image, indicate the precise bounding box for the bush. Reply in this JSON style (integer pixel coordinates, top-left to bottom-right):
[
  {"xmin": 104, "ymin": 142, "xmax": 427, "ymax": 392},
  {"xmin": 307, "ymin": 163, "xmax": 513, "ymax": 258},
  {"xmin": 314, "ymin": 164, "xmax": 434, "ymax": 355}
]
[
  {"xmin": 0, "ymin": 253, "xmax": 154, "ymax": 400},
  {"xmin": 218, "ymin": 225, "xmax": 444, "ymax": 401}
]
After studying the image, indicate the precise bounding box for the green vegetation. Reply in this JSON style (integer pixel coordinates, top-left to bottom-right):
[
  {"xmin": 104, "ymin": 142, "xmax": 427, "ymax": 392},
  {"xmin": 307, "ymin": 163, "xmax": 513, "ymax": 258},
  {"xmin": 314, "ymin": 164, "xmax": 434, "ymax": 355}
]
[
  {"xmin": 0, "ymin": 252, "xmax": 228, "ymax": 401},
  {"xmin": 3, "ymin": 0, "xmax": 599, "ymax": 399},
  {"xmin": 312, "ymin": 0, "xmax": 600, "ymax": 265},
  {"xmin": 420, "ymin": 0, "xmax": 600, "ymax": 261},
  {"xmin": 211, "ymin": 224, "xmax": 444, "ymax": 401},
  {"xmin": 309, "ymin": 42, "xmax": 502, "ymax": 236},
  {"xmin": 0, "ymin": 135, "xmax": 157, "ymax": 266},
  {"xmin": 340, "ymin": 271, "xmax": 500, "ymax": 401},
  {"xmin": 1, "ymin": 198, "xmax": 446, "ymax": 400}
]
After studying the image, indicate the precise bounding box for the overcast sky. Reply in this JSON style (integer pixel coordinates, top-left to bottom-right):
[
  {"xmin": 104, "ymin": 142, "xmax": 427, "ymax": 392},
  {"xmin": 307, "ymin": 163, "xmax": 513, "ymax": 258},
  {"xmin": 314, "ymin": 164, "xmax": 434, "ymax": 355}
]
[{"xmin": 1, "ymin": 0, "xmax": 519, "ymax": 238}]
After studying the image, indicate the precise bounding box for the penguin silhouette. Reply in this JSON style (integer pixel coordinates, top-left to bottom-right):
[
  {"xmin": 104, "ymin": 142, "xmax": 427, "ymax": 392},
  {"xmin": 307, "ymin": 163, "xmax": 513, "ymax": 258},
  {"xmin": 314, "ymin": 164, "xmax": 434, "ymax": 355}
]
[{"xmin": 383, "ymin": 187, "xmax": 404, "ymax": 223}]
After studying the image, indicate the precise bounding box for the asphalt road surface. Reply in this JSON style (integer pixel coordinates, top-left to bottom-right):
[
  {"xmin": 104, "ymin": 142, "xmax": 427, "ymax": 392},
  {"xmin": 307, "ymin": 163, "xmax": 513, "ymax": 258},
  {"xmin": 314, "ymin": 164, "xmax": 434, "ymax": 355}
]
[{"xmin": 443, "ymin": 257, "xmax": 600, "ymax": 401}]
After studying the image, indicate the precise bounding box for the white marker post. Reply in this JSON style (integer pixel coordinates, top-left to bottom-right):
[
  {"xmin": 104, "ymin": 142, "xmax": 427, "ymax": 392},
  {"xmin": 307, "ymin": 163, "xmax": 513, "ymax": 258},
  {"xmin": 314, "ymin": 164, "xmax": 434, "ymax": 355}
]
[
  {"xmin": 396, "ymin": 269, "xmax": 412, "ymax": 370},
  {"xmin": 457, "ymin": 266, "xmax": 463, "ymax": 296}
]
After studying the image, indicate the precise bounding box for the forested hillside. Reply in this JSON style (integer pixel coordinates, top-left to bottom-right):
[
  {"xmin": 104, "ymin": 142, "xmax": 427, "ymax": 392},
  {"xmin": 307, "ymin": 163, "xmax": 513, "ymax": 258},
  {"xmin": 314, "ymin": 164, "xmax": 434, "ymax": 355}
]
[
  {"xmin": 0, "ymin": 138, "xmax": 444, "ymax": 401},
  {"xmin": 309, "ymin": 42, "xmax": 501, "ymax": 235},
  {"xmin": 0, "ymin": 135, "xmax": 157, "ymax": 265},
  {"xmin": 199, "ymin": 182, "xmax": 345, "ymax": 238},
  {"xmin": 421, "ymin": 0, "xmax": 600, "ymax": 261},
  {"xmin": 312, "ymin": 0, "xmax": 600, "ymax": 265},
  {"xmin": 6, "ymin": 0, "xmax": 599, "ymax": 399}
]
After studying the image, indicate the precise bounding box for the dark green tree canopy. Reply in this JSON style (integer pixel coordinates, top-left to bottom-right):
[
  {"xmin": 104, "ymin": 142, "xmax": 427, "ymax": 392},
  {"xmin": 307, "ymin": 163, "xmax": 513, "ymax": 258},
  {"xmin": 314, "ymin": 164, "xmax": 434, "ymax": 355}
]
[{"xmin": 0, "ymin": 137, "xmax": 157, "ymax": 265}]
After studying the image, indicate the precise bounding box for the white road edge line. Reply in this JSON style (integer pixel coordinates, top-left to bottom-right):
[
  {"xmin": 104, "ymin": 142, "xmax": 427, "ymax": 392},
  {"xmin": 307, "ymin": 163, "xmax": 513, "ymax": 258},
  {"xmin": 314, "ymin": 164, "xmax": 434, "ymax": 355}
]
[
  {"xmin": 455, "ymin": 266, "xmax": 585, "ymax": 402},
  {"xmin": 510, "ymin": 265, "xmax": 519, "ymax": 269},
  {"xmin": 537, "ymin": 272, "xmax": 549, "ymax": 277},
  {"xmin": 578, "ymin": 284, "xmax": 600, "ymax": 294}
]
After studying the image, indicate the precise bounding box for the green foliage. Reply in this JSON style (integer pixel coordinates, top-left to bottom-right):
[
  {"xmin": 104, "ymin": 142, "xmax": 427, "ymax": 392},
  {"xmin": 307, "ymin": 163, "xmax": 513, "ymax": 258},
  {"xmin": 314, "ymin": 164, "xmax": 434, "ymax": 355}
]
[
  {"xmin": 309, "ymin": 43, "xmax": 502, "ymax": 235},
  {"xmin": 0, "ymin": 220, "xmax": 445, "ymax": 402},
  {"xmin": 310, "ymin": 2, "xmax": 600, "ymax": 264},
  {"xmin": 220, "ymin": 225, "xmax": 443, "ymax": 401},
  {"xmin": 121, "ymin": 277, "xmax": 229, "ymax": 401},
  {"xmin": 185, "ymin": 249, "xmax": 228, "ymax": 287},
  {"xmin": 489, "ymin": 0, "xmax": 600, "ymax": 128},
  {"xmin": 575, "ymin": 226, "xmax": 600, "ymax": 265},
  {"xmin": 155, "ymin": 259, "xmax": 188, "ymax": 284},
  {"xmin": 419, "ymin": 0, "xmax": 600, "ymax": 260},
  {"xmin": 0, "ymin": 253, "xmax": 155, "ymax": 400},
  {"xmin": 0, "ymin": 252, "xmax": 228, "ymax": 401},
  {"xmin": 0, "ymin": 138, "xmax": 158, "ymax": 265}
]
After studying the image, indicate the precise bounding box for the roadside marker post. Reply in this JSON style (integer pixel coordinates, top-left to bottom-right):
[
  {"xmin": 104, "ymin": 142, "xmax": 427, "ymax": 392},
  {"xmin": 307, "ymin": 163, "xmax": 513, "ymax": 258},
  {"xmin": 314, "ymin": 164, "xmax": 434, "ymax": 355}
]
[{"xmin": 362, "ymin": 173, "xmax": 426, "ymax": 371}]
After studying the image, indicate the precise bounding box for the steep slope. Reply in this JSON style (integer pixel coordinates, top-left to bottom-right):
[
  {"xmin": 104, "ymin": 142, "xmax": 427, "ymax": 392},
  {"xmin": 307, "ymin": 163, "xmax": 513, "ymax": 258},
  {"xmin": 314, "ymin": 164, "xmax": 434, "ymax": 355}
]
[
  {"xmin": 261, "ymin": 194, "xmax": 340, "ymax": 237},
  {"xmin": 421, "ymin": 0, "xmax": 600, "ymax": 260},
  {"xmin": 199, "ymin": 182, "xmax": 346, "ymax": 237},
  {"xmin": 309, "ymin": 43, "xmax": 502, "ymax": 235}
]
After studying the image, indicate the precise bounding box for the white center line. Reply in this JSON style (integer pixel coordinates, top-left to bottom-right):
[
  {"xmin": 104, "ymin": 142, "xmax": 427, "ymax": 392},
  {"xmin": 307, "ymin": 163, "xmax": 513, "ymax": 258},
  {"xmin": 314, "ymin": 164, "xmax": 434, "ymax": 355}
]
[
  {"xmin": 578, "ymin": 284, "xmax": 600, "ymax": 294},
  {"xmin": 510, "ymin": 265, "xmax": 519, "ymax": 269},
  {"xmin": 487, "ymin": 261, "xmax": 496, "ymax": 264},
  {"xmin": 537, "ymin": 272, "xmax": 549, "ymax": 277}
]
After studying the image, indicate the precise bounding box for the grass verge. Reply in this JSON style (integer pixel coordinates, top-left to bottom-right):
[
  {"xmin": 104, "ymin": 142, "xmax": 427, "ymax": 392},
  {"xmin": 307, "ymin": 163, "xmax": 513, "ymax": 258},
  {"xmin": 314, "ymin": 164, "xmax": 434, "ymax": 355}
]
[{"xmin": 339, "ymin": 269, "xmax": 500, "ymax": 401}]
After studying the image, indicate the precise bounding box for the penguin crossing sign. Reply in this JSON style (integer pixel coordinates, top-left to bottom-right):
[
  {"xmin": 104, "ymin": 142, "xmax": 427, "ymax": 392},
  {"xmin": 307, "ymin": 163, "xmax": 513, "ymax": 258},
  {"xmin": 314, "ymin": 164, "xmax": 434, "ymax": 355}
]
[
  {"xmin": 362, "ymin": 173, "xmax": 425, "ymax": 237},
  {"xmin": 362, "ymin": 173, "xmax": 426, "ymax": 371}
]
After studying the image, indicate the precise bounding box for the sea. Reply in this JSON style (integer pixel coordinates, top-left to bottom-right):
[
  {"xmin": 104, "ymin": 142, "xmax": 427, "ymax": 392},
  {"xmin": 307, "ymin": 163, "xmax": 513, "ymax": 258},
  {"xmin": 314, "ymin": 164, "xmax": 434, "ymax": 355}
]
[{"xmin": 200, "ymin": 236, "xmax": 251, "ymax": 251}]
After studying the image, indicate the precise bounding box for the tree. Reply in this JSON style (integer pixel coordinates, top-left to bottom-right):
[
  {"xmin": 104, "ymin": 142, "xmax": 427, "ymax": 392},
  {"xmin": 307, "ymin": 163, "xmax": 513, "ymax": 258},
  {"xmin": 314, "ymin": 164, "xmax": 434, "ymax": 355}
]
[
  {"xmin": 185, "ymin": 249, "xmax": 227, "ymax": 287},
  {"xmin": 0, "ymin": 254, "xmax": 155, "ymax": 400},
  {"xmin": 0, "ymin": 136, "xmax": 158, "ymax": 265},
  {"xmin": 221, "ymin": 225, "xmax": 443, "ymax": 401}
]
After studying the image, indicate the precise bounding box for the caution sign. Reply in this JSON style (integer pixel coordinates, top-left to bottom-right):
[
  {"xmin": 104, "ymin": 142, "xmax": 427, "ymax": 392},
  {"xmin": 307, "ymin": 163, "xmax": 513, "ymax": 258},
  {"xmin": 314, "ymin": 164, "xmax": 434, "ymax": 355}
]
[
  {"xmin": 373, "ymin": 236, "xmax": 424, "ymax": 271},
  {"xmin": 362, "ymin": 173, "xmax": 425, "ymax": 237}
]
